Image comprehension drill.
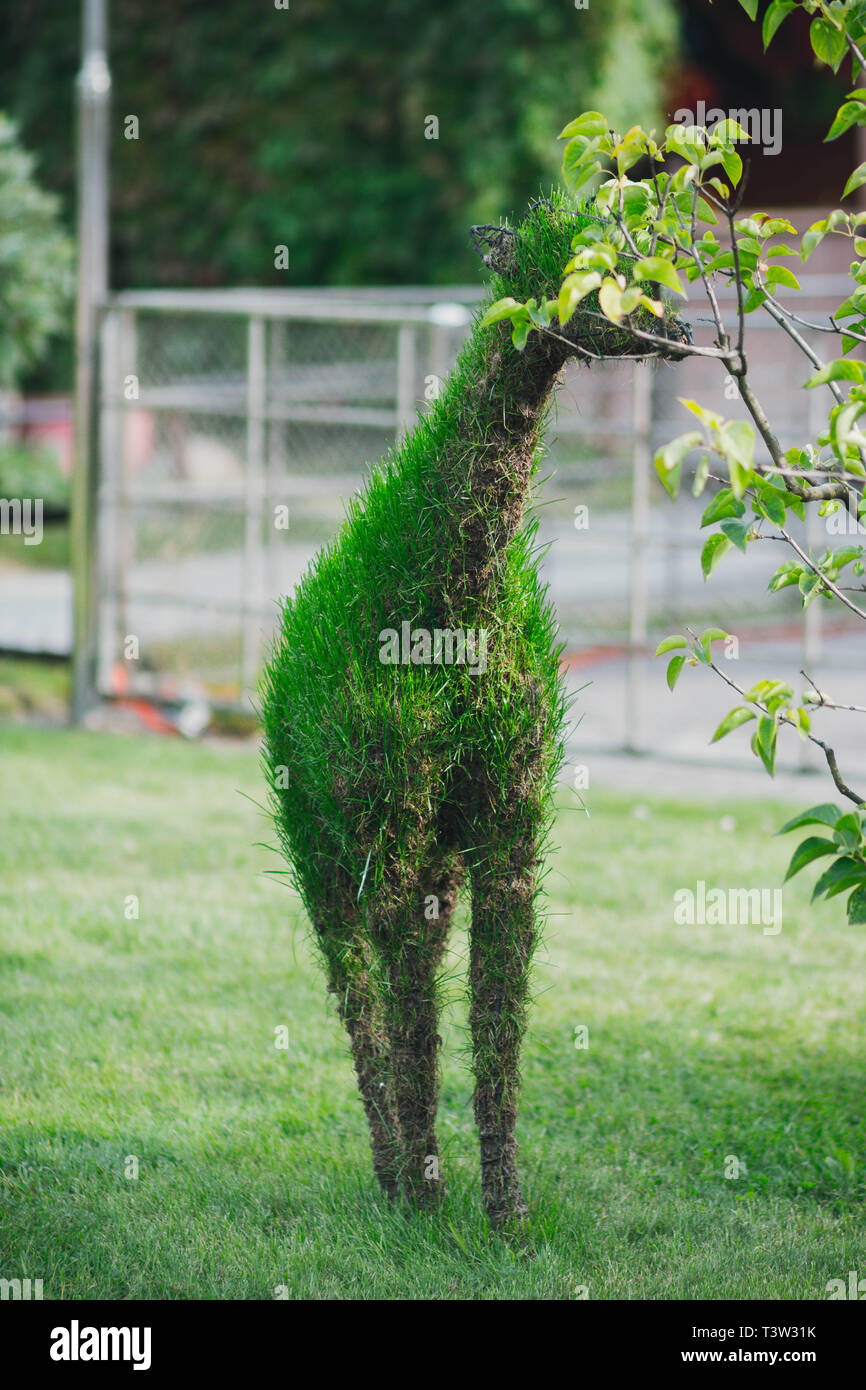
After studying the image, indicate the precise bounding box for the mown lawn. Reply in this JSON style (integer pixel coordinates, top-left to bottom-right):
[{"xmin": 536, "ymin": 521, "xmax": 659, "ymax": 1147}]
[{"xmin": 1, "ymin": 724, "xmax": 864, "ymax": 1299}]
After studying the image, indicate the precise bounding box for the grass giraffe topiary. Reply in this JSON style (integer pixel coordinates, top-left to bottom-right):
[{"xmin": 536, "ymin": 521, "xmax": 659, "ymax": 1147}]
[{"xmin": 260, "ymin": 190, "xmax": 690, "ymax": 1230}]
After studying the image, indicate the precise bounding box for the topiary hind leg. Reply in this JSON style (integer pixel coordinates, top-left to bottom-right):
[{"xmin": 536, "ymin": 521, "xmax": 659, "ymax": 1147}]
[{"xmin": 467, "ymin": 828, "xmax": 540, "ymax": 1231}]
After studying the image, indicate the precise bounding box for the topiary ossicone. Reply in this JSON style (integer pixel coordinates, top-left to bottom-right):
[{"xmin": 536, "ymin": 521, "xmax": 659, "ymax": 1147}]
[{"xmin": 260, "ymin": 190, "xmax": 690, "ymax": 1230}]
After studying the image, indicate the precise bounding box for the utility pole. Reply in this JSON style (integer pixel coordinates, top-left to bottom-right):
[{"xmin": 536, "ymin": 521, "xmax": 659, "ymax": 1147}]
[{"xmin": 71, "ymin": 0, "xmax": 110, "ymax": 721}]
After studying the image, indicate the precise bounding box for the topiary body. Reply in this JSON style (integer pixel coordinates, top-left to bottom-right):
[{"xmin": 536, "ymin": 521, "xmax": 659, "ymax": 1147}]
[{"xmin": 260, "ymin": 190, "xmax": 689, "ymax": 1226}]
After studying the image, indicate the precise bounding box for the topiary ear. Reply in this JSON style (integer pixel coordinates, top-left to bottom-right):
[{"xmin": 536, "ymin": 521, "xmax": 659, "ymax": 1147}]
[{"xmin": 469, "ymin": 223, "xmax": 517, "ymax": 274}]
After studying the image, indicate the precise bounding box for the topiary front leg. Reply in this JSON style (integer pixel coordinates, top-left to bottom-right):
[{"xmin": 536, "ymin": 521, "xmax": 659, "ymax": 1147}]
[
  {"xmin": 333, "ymin": 967, "xmax": 402, "ymax": 1201},
  {"xmin": 372, "ymin": 856, "xmax": 463, "ymax": 1210},
  {"xmin": 379, "ymin": 922, "xmax": 449, "ymax": 1208},
  {"xmin": 311, "ymin": 871, "xmax": 402, "ymax": 1198}
]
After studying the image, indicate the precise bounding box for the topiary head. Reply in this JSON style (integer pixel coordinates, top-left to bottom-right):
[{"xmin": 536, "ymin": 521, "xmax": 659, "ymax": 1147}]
[{"xmin": 470, "ymin": 190, "xmax": 692, "ymax": 362}]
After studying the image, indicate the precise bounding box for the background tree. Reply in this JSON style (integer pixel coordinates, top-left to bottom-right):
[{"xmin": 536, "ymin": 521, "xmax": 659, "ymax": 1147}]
[
  {"xmin": 0, "ymin": 114, "xmax": 73, "ymax": 389},
  {"xmin": 0, "ymin": 0, "xmax": 679, "ymax": 388}
]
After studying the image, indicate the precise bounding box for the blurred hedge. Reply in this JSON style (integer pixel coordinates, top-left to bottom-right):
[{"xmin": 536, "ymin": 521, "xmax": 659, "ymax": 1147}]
[{"xmin": 2, "ymin": 0, "xmax": 679, "ymax": 389}]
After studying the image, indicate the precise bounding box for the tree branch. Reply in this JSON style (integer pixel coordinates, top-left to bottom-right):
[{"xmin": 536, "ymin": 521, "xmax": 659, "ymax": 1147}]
[{"xmin": 684, "ymin": 632, "xmax": 866, "ymax": 805}]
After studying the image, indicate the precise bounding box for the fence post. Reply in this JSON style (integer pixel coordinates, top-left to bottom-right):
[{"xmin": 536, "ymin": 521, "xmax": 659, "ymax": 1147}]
[
  {"xmin": 396, "ymin": 323, "xmax": 417, "ymax": 440},
  {"xmin": 242, "ymin": 316, "xmax": 267, "ymax": 697},
  {"xmin": 71, "ymin": 0, "xmax": 111, "ymax": 721},
  {"xmin": 266, "ymin": 318, "xmax": 285, "ymax": 607},
  {"xmin": 96, "ymin": 305, "xmax": 121, "ymax": 693},
  {"xmin": 625, "ymin": 363, "xmax": 653, "ymax": 753}
]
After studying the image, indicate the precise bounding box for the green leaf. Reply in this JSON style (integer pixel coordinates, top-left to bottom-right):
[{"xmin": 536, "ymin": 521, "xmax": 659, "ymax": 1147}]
[
  {"xmin": 708, "ymin": 118, "xmax": 753, "ymax": 146},
  {"xmin": 755, "ymin": 487, "xmax": 786, "ymax": 525},
  {"xmin": 745, "ymin": 679, "xmax": 792, "ymax": 706},
  {"xmin": 655, "ymin": 459, "xmax": 681, "ymax": 499},
  {"xmin": 737, "ymin": 233, "xmax": 763, "ymax": 256},
  {"xmin": 710, "ymin": 706, "xmax": 756, "ymax": 743},
  {"xmin": 811, "ymin": 16, "xmax": 848, "ymax": 73},
  {"xmin": 723, "ymin": 419, "xmax": 756, "ymax": 468},
  {"xmin": 569, "ymin": 241, "xmax": 618, "ymax": 272},
  {"xmin": 827, "ymin": 544, "xmax": 863, "ymax": 570},
  {"xmin": 737, "ymin": 217, "xmax": 764, "ymax": 239},
  {"xmin": 562, "ymin": 139, "xmax": 603, "ymax": 195},
  {"xmin": 701, "ymin": 532, "xmax": 732, "ymax": 579},
  {"xmin": 847, "ymin": 884, "xmax": 866, "ymax": 923},
  {"xmin": 599, "ymin": 278, "xmax": 624, "ymax": 324},
  {"xmin": 824, "ymin": 871, "xmax": 866, "ymax": 902},
  {"xmin": 666, "ymin": 655, "xmax": 686, "ymax": 691},
  {"xmin": 654, "ymin": 431, "xmax": 702, "ymax": 499},
  {"xmin": 755, "ymin": 713, "xmax": 777, "ymax": 776},
  {"xmin": 763, "ymin": 0, "xmax": 797, "ymax": 49},
  {"xmin": 702, "ymin": 250, "xmax": 735, "ymax": 275},
  {"xmin": 801, "ymin": 220, "xmax": 828, "ymax": 261},
  {"xmin": 620, "ymin": 285, "xmax": 644, "ymax": 315},
  {"xmin": 799, "ymin": 570, "xmax": 824, "ymax": 607},
  {"xmin": 512, "ymin": 319, "xmax": 531, "ymax": 351},
  {"xmin": 826, "ymin": 101, "xmax": 866, "ymax": 143},
  {"xmin": 479, "ymin": 298, "xmax": 525, "ymax": 328},
  {"xmin": 784, "ymin": 490, "xmax": 806, "ymax": 521},
  {"xmin": 666, "ymin": 124, "xmax": 706, "ymax": 167},
  {"xmin": 700, "ymin": 626, "xmax": 731, "ymax": 647},
  {"xmin": 635, "ymin": 256, "xmax": 686, "ymax": 298},
  {"xmin": 806, "ymin": 358, "xmax": 866, "ymax": 387},
  {"xmin": 751, "ymin": 733, "xmax": 776, "ymax": 776},
  {"xmin": 680, "ymin": 397, "xmax": 724, "ymax": 430},
  {"xmin": 843, "ymin": 162, "xmax": 866, "ymax": 200},
  {"xmin": 718, "ymin": 147, "xmax": 743, "ymax": 185},
  {"xmin": 742, "ymin": 287, "xmax": 767, "ymax": 314},
  {"xmin": 558, "ymin": 271, "xmax": 602, "ymax": 325},
  {"xmin": 778, "ymin": 804, "xmax": 844, "ymax": 834},
  {"xmin": 701, "ymin": 489, "xmax": 745, "ymax": 527},
  {"xmin": 784, "ymin": 836, "xmax": 838, "ymax": 881},
  {"xmin": 812, "ymin": 856, "xmax": 864, "ymax": 902},
  {"xmin": 833, "ymin": 812, "xmax": 863, "ymax": 849},
  {"xmin": 559, "ymin": 112, "xmax": 608, "ymax": 140},
  {"xmin": 692, "ymin": 452, "xmax": 710, "ymax": 497},
  {"xmin": 765, "ymin": 265, "xmax": 801, "ymax": 291},
  {"xmin": 720, "ymin": 420, "xmax": 757, "ymax": 497},
  {"xmin": 654, "ymin": 635, "xmax": 687, "ymax": 656},
  {"xmin": 720, "ymin": 517, "xmax": 751, "ymax": 550},
  {"xmin": 768, "ymin": 561, "xmax": 802, "ymax": 592},
  {"xmin": 736, "ymin": 0, "xmax": 758, "ymax": 18}
]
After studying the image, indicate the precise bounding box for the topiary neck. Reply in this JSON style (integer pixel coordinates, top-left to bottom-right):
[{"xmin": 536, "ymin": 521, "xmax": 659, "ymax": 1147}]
[{"xmin": 419, "ymin": 321, "xmax": 566, "ymax": 606}]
